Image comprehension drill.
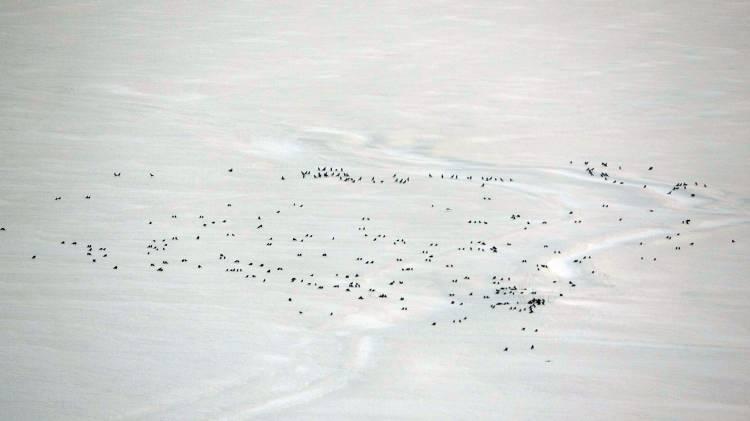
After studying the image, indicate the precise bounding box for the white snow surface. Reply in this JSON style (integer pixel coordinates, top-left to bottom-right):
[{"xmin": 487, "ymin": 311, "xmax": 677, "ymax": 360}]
[{"xmin": 1, "ymin": 1, "xmax": 749, "ymax": 420}]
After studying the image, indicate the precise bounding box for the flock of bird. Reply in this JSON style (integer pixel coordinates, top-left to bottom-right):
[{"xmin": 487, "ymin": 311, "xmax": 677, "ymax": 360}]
[{"xmin": 2, "ymin": 160, "xmax": 736, "ymax": 355}]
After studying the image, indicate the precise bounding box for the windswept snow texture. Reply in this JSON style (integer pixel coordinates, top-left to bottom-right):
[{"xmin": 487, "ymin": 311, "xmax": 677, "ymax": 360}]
[{"xmin": 1, "ymin": 1, "xmax": 750, "ymax": 420}]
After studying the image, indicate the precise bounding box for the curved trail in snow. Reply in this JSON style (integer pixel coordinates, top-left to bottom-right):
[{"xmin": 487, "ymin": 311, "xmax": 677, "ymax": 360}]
[
  {"xmin": 119, "ymin": 334, "xmax": 375, "ymax": 421},
  {"xmin": 221, "ymin": 335, "xmax": 374, "ymax": 420}
]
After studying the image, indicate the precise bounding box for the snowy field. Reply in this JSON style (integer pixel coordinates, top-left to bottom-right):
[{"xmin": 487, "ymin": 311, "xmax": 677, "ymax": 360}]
[{"xmin": 1, "ymin": 1, "xmax": 749, "ymax": 420}]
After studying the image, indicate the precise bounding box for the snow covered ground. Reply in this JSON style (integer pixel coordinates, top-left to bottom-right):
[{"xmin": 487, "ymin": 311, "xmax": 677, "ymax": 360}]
[{"xmin": 1, "ymin": 1, "xmax": 749, "ymax": 420}]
